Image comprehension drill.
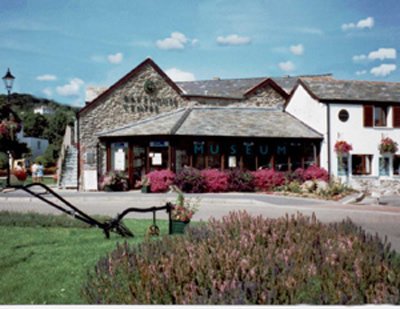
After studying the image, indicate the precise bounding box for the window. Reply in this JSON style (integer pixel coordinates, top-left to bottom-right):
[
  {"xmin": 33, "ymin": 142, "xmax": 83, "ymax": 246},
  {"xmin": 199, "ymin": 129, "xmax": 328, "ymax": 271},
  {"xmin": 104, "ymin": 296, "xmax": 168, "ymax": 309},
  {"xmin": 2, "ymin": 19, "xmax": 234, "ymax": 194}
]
[
  {"xmin": 338, "ymin": 109, "xmax": 349, "ymax": 122},
  {"xmin": 337, "ymin": 156, "xmax": 349, "ymax": 176},
  {"xmin": 374, "ymin": 106, "xmax": 388, "ymax": 127},
  {"xmin": 379, "ymin": 157, "xmax": 390, "ymax": 176},
  {"xmin": 364, "ymin": 105, "xmax": 388, "ymax": 127},
  {"xmin": 111, "ymin": 142, "xmax": 128, "ymax": 172},
  {"xmin": 351, "ymin": 154, "xmax": 372, "ymax": 175},
  {"xmin": 393, "ymin": 155, "xmax": 400, "ymax": 175},
  {"xmin": 37, "ymin": 141, "xmax": 41, "ymax": 150}
]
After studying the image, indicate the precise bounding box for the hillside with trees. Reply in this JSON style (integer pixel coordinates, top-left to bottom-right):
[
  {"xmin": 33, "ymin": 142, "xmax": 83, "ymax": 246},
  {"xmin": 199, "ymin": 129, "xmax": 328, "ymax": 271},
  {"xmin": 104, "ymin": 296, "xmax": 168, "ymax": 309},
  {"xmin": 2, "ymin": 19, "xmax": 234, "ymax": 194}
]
[{"xmin": 0, "ymin": 93, "xmax": 79, "ymax": 167}]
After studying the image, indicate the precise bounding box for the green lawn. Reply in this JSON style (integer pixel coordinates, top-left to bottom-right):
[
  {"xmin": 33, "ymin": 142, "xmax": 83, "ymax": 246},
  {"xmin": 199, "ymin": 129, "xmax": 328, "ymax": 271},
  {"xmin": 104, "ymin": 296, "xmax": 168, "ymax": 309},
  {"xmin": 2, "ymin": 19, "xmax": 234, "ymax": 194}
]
[
  {"xmin": 0, "ymin": 212, "xmax": 170, "ymax": 304},
  {"xmin": 0, "ymin": 175, "xmax": 56, "ymax": 188}
]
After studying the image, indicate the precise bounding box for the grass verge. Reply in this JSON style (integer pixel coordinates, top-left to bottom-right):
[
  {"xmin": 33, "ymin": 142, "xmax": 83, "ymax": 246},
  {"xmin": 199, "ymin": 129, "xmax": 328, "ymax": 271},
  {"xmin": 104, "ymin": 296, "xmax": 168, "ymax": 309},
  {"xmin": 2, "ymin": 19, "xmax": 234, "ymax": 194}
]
[{"xmin": 0, "ymin": 211, "xmax": 170, "ymax": 304}]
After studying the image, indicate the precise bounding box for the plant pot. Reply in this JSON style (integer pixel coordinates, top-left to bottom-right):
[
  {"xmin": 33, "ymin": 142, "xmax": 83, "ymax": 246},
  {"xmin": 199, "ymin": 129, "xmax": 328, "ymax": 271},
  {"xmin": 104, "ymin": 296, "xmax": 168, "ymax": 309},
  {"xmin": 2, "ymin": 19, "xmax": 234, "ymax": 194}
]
[
  {"xmin": 141, "ymin": 185, "xmax": 150, "ymax": 193},
  {"xmin": 10, "ymin": 175, "xmax": 25, "ymax": 186},
  {"xmin": 171, "ymin": 220, "xmax": 190, "ymax": 234}
]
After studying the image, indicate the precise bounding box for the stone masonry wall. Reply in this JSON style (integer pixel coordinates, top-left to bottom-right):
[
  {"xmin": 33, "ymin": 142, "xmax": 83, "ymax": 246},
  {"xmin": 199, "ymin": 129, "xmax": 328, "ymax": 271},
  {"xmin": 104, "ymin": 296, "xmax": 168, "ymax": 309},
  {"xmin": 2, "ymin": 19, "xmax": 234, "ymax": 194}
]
[
  {"xmin": 78, "ymin": 63, "xmax": 189, "ymax": 190},
  {"xmin": 230, "ymin": 85, "xmax": 286, "ymax": 109}
]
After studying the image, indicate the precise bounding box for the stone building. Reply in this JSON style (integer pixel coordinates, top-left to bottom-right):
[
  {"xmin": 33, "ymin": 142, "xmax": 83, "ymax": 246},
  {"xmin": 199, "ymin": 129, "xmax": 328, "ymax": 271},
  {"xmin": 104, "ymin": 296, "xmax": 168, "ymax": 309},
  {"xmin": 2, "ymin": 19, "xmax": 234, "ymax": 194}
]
[{"xmin": 78, "ymin": 58, "xmax": 324, "ymax": 190}]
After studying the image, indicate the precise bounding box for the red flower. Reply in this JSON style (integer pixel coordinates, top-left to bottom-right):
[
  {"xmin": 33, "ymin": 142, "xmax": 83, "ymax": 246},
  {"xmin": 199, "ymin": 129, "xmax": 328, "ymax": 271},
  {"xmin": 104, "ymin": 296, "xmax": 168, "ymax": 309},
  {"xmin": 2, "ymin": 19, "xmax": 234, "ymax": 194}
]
[
  {"xmin": 13, "ymin": 169, "xmax": 27, "ymax": 181},
  {"xmin": 334, "ymin": 140, "xmax": 353, "ymax": 154}
]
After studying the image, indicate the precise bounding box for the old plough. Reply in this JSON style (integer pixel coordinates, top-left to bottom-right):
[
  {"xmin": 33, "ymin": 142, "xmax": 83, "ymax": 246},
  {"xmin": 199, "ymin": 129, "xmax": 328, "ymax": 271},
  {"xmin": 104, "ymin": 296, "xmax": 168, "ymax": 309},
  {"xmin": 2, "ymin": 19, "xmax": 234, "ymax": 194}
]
[{"xmin": 2, "ymin": 183, "xmax": 173, "ymax": 238}]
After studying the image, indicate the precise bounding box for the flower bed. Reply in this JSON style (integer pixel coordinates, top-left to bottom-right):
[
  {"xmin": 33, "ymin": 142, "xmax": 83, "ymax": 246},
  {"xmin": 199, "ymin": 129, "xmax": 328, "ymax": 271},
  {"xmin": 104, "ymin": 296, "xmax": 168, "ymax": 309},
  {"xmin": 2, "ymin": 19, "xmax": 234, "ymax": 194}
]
[{"xmin": 82, "ymin": 211, "xmax": 400, "ymax": 305}]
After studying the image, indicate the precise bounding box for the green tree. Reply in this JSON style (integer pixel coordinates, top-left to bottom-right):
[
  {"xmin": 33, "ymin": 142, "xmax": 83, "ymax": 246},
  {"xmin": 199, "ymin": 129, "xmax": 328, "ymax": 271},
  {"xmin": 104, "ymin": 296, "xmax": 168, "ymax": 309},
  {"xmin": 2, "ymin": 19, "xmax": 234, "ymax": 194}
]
[
  {"xmin": 0, "ymin": 104, "xmax": 29, "ymax": 158},
  {"xmin": 21, "ymin": 112, "xmax": 48, "ymax": 138},
  {"xmin": 44, "ymin": 111, "xmax": 71, "ymax": 144}
]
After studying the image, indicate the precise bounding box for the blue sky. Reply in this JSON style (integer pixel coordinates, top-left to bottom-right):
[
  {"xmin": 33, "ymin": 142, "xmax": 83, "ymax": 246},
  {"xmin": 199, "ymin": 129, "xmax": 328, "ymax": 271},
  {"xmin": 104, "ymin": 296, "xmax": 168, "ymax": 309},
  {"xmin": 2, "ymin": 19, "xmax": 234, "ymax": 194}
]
[{"xmin": 1, "ymin": 0, "xmax": 399, "ymax": 106}]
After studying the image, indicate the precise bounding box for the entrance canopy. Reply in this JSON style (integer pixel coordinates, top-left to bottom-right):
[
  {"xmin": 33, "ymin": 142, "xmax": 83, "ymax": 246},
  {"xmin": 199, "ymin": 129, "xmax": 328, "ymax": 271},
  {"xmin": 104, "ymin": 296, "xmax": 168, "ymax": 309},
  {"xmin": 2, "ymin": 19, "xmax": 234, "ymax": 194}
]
[{"xmin": 97, "ymin": 106, "xmax": 322, "ymax": 139}]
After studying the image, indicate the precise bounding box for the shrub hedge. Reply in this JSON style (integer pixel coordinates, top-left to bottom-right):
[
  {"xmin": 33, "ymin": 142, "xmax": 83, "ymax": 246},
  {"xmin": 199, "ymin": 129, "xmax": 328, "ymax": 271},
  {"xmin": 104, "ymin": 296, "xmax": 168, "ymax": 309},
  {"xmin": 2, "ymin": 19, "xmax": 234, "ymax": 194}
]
[
  {"xmin": 82, "ymin": 212, "xmax": 400, "ymax": 305},
  {"xmin": 146, "ymin": 169, "xmax": 175, "ymax": 193},
  {"xmin": 143, "ymin": 166, "xmax": 350, "ymax": 199}
]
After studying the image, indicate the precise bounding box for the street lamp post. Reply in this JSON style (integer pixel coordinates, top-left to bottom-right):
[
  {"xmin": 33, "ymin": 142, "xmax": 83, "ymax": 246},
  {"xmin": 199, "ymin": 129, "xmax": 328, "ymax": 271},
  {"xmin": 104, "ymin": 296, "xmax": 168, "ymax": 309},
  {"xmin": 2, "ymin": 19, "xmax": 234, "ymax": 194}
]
[{"xmin": 2, "ymin": 68, "xmax": 15, "ymax": 187}]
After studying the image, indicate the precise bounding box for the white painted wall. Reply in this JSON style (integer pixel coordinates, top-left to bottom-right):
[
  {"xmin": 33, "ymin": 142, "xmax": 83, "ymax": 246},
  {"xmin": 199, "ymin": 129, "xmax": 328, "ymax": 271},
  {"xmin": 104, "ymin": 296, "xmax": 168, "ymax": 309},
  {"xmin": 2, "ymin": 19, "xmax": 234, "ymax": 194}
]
[
  {"xmin": 329, "ymin": 103, "xmax": 400, "ymax": 180},
  {"xmin": 285, "ymin": 85, "xmax": 328, "ymax": 169},
  {"xmin": 16, "ymin": 127, "xmax": 49, "ymax": 159},
  {"xmin": 287, "ymin": 85, "xmax": 400, "ymax": 183}
]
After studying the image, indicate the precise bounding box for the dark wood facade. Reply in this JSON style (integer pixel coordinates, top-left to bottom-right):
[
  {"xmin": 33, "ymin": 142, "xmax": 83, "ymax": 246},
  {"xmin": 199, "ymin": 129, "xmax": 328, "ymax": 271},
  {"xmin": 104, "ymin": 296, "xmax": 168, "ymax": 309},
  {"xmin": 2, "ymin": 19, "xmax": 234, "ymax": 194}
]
[{"xmin": 101, "ymin": 135, "xmax": 321, "ymax": 189}]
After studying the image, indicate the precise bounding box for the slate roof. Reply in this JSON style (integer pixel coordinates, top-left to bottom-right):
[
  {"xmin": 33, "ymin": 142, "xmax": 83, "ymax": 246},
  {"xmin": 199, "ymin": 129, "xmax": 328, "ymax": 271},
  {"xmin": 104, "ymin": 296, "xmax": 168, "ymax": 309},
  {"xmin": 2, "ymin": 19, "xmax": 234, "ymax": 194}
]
[
  {"xmin": 300, "ymin": 78, "xmax": 400, "ymax": 103},
  {"xmin": 97, "ymin": 107, "xmax": 322, "ymax": 139},
  {"xmin": 176, "ymin": 75, "xmax": 331, "ymax": 98}
]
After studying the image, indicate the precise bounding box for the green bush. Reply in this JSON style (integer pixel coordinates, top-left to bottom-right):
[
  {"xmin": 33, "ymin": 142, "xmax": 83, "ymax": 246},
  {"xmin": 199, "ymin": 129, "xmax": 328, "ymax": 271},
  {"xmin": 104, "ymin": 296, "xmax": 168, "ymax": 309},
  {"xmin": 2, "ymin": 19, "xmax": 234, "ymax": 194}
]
[
  {"xmin": 0, "ymin": 152, "xmax": 8, "ymax": 169},
  {"xmin": 317, "ymin": 181, "xmax": 354, "ymax": 199},
  {"xmin": 82, "ymin": 212, "xmax": 400, "ymax": 305}
]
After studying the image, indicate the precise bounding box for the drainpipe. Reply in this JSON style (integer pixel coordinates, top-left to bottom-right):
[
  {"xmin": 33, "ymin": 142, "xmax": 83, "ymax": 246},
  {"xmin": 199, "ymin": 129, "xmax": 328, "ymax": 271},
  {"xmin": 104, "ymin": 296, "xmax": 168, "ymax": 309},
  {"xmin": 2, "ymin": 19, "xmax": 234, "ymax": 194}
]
[
  {"xmin": 326, "ymin": 103, "xmax": 332, "ymax": 177},
  {"xmin": 76, "ymin": 115, "xmax": 80, "ymax": 191}
]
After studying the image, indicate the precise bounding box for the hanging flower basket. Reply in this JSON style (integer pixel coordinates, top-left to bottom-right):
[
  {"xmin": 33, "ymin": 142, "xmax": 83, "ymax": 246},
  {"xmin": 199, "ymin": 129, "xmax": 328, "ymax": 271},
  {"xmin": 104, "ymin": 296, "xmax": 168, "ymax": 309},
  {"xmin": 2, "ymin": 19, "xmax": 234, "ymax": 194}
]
[
  {"xmin": 334, "ymin": 140, "xmax": 353, "ymax": 155},
  {"xmin": 379, "ymin": 137, "xmax": 398, "ymax": 154}
]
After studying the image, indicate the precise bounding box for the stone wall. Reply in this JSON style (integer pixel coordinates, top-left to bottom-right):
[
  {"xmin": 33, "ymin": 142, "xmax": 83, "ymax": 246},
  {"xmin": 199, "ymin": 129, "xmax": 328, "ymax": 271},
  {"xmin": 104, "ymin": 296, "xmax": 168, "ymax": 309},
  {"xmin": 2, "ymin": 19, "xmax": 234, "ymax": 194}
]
[
  {"xmin": 349, "ymin": 177, "xmax": 400, "ymax": 195},
  {"xmin": 78, "ymin": 63, "xmax": 189, "ymax": 190},
  {"xmin": 231, "ymin": 85, "xmax": 286, "ymax": 109}
]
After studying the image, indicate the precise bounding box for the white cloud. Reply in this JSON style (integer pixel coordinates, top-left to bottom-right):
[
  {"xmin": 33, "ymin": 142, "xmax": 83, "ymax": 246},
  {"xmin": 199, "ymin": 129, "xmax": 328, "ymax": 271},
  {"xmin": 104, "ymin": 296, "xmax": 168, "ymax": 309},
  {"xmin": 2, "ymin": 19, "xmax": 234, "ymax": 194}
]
[
  {"xmin": 355, "ymin": 70, "xmax": 367, "ymax": 76},
  {"xmin": 85, "ymin": 85, "xmax": 108, "ymax": 102},
  {"xmin": 278, "ymin": 61, "xmax": 295, "ymax": 72},
  {"xmin": 352, "ymin": 54, "xmax": 367, "ymax": 62},
  {"xmin": 56, "ymin": 78, "xmax": 84, "ymax": 97},
  {"xmin": 370, "ymin": 64, "xmax": 396, "ymax": 77},
  {"xmin": 36, "ymin": 74, "xmax": 57, "ymax": 81},
  {"xmin": 357, "ymin": 16, "xmax": 374, "ymax": 29},
  {"xmin": 42, "ymin": 87, "xmax": 53, "ymax": 97},
  {"xmin": 290, "ymin": 44, "xmax": 304, "ymax": 56},
  {"xmin": 216, "ymin": 34, "xmax": 251, "ymax": 46},
  {"xmin": 107, "ymin": 52, "xmax": 123, "ymax": 64},
  {"xmin": 165, "ymin": 68, "xmax": 196, "ymax": 82},
  {"xmin": 368, "ymin": 48, "xmax": 396, "ymax": 61},
  {"xmin": 191, "ymin": 38, "xmax": 199, "ymax": 46},
  {"xmin": 342, "ymin": 16, "xmax": 374, "ymax": 31},
  {"xmin": 156, "ymin": 32, "xmax": 193, "ymax": 50}
]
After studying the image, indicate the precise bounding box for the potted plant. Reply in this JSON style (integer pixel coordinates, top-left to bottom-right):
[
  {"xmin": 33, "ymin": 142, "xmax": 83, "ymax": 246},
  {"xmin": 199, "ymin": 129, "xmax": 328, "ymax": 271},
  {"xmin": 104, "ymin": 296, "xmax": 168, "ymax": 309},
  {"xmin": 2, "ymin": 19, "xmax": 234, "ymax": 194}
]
[
  {"xmin": 100, "ymin": 172, "xmax": 129, "ymax": 191},
  {"xmin": 379, "ymin": 137, "xmax": 398, "ymax": 154},
  {"xmin": 12, "ymin": 168, "xmax": 27, "ymax": 186},
  {"xmin": 141, "ymin": 176, "xmax": 150, "ymax": 193},
  {"xmin": 170, "ymin": 186, "xmax": 199, "ymax": 234}
]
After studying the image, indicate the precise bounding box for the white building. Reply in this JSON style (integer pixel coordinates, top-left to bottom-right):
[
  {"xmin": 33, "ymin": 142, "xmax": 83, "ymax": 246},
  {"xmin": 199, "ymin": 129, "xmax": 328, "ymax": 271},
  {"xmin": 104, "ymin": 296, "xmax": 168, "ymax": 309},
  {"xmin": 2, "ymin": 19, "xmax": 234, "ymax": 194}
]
[
  {"xmin": 33, "ymin": 105, "xmax": 54, "ymax": 115},
  {"xmin": 286, "ymin": 77, "xmax": 400, "ymax": 189},
  {"xmin": 16, "ymin": 126, "xmax": 49, "ymax": 159}
]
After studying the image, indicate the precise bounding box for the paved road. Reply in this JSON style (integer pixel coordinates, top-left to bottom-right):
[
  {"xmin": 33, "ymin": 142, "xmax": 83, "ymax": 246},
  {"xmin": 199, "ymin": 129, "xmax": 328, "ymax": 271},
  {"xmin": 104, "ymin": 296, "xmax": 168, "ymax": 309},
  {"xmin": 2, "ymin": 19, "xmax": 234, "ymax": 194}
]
[{"xmin": 1, "ymin": 188, "xmax": 400, "ymax": 252}]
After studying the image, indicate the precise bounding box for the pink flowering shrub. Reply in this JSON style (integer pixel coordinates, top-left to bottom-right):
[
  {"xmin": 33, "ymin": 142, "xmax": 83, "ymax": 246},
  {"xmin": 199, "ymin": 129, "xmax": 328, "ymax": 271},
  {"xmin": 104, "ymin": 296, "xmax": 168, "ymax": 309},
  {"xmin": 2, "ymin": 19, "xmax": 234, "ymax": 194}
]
[
  {"xmin": 201, "ymin": 169, "xmax": 229, "ymax": 192},
  {"xmin": 252, "ymin": 168, "xmax": 285, "ymax": 191},
  {"xmin": 302, "ymin": 165, "xmax": 329, "ymax": 182},
  {"xmin": 146, "ymin": 169, "xmax": 176, "ymax": 193},
  {"xmin": 83, "ymin": 211, "xmax": 400, "ymax": 305}
]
